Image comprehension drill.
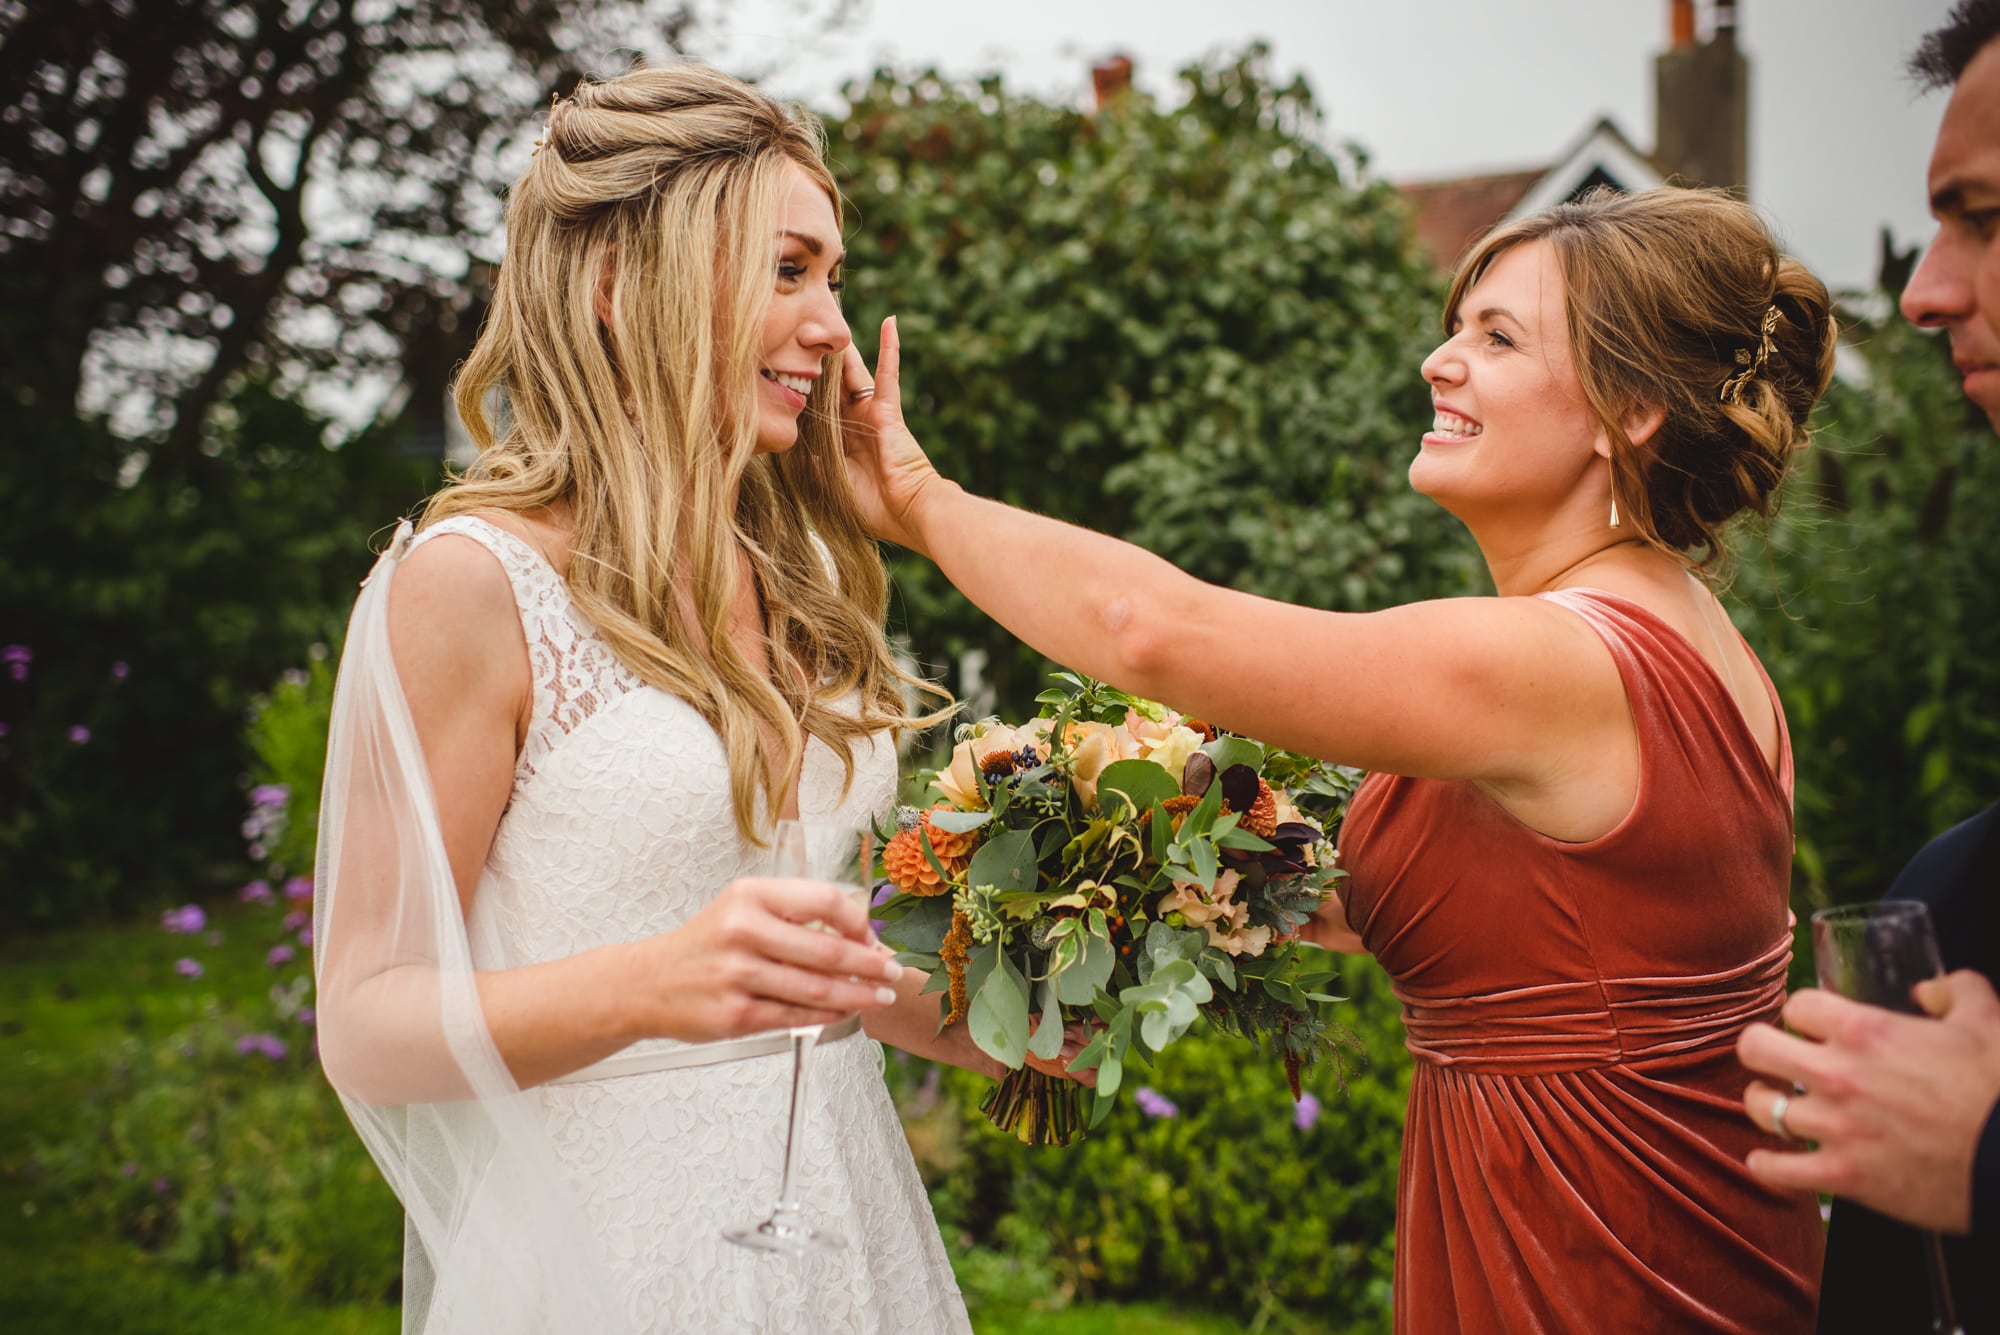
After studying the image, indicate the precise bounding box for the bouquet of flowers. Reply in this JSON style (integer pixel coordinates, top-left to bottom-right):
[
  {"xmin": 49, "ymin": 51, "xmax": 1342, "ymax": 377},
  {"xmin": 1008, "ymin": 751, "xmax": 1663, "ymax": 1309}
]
[{"xmin": 873, "ymin": 673, "xmax": 1362, "ymax": 1146}]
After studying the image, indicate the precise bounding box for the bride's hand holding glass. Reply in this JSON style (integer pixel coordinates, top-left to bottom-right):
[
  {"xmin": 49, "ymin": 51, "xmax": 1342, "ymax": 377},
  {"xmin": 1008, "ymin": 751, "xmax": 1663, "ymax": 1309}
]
[{"xmin": 628, "ymin": 874, "xmax": 901, "ymax": 1045}]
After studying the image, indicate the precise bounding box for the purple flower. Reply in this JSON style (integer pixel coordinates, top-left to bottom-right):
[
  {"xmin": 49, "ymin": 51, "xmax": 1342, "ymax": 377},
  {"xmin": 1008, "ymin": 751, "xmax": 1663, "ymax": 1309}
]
[
  {"xmin": 297, "ymin": 1006, "xmax": 316, "ymax": 1028},
  {"xmin": 161, "ymin": 904, "xmax": 206, "ymax": 934},
  {"xmin": 238, "ymin": 879, "xmax": 273, "ymax": 904},
  {"xmin": 7, "ymin": 663, "xmax": 25, "ymax": 682},
  {"xmin": 1293, "ymin": 1092, "xmax": 1322, "ymax": 1132},
  {"xmin": 0, "ymin": 722, "xmax": 8, "ymax": 737},
  {"xmin": 1, "ymin": 646, "xmax": 28, "ymax": 664},
  {"xmin": 110, "ymin": 661, "xmax": 129, "ymax": 681},
  {"xmin": 282, "ymin": 909, "xmax": 308, "ymax": 932},
  {"xmin": 247, "ymin": 841, "xmax": 266, "ymax": 860},
  {"xmin": 282, "ymin": 876, "xmax": 313, "ymax": 902},
  {"xmin": 120, "ymin": 1161, "xmax": 138, "ymax": 1178},
  {"xmin": 1134, "ymin": 1087, "xmax": 1179, "ymax": 1119},
  {"xmin": 67, "ymin": 725, "xmax": 90, "ymax": 744},
  {"xmin": 266, "ymin": 944, "xmax": 295, "ymax": 968},
  {"xmin": 249, "ymin": 784, "xmax": 289, "ymax": 811},
  {"xmin": 240, "ymin": 814, "xmax": 265, "ymax": 840},
  {"xmin": 235, "ymin": 1033, "xmax": 287, "ymax": 1060},
  {"xmin": 152, "ymin": 1177, "xmax": 172, "ymax": 1196},
  {"xmin": 174, "ymin": 957, "xmax": 203, "ymax": 979},
  {"xmin": 296, "ymin": 924, "xmax": 313, "ymax": 948}
]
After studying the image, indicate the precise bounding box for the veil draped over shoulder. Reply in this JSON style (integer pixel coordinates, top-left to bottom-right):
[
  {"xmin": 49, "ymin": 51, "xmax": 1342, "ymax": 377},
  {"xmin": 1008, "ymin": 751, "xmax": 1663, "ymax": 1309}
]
[{"xmin": 311, "ymin": 522, "xmax": 630, "ymax": 1334}]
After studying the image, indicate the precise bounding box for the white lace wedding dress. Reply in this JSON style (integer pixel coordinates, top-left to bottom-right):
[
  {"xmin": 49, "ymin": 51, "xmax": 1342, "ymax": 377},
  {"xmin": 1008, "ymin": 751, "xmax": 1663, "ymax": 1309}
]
[{"xmin": 409, "ymin": 515, "xmax": 971, "ymax": 1335}]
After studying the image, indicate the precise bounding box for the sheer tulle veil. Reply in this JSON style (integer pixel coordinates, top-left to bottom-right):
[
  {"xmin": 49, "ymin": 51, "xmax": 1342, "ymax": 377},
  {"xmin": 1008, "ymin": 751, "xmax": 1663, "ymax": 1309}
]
[{"xmin": 312, "ymin": 522, "xmax": 630, "ymax": 1334}]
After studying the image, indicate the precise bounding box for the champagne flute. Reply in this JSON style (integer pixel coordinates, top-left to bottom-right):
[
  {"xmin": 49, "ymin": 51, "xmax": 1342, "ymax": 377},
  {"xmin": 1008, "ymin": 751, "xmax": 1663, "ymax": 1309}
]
[
  {"xmin": 1810, "ymin": 900, "xmax": 1964, "ymax": 1335},
  {"xmin": 722, "ymin": 817, "xmax": 876, "ymax": 1255}
]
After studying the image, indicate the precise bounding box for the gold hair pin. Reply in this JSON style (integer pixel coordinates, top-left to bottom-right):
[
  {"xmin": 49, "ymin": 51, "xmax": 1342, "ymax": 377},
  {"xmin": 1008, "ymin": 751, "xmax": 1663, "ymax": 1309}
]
[
  {"xmin": 532, "ymin": 89, "xmax": 562, "ymax": 157},
  {"xmin": 1719, "ymin": 305, "xmax": 1781, "ymax": 404}
]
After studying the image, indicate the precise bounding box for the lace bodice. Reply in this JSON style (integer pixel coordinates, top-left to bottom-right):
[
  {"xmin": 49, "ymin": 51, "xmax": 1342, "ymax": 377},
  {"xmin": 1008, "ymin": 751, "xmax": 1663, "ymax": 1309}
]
[{"xmin": 405, "ymin": 515, "xmax": 969, "ymax": 1335}]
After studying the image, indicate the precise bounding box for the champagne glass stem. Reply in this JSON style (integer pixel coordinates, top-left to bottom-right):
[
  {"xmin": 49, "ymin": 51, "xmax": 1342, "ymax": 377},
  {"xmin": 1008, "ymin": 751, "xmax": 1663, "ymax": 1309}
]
[
  {"xmin": 773, "ymin": 1025, "xmax": 818, "ymax": 1219},
  {"xmin": 1925, "ymin": 1230, "xmax": 1963, "ymax": 1334}
]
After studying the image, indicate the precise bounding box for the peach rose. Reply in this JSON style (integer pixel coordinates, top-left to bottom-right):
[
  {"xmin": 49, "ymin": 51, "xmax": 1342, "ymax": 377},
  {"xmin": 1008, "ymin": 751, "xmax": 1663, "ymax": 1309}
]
[
  {"xmin": 1068, "ymin": 721, "xmax": 1140, "ymax": 808},
  {"xmin": 935, "ymin": 721, "xmax": 1053, "ymax": 810}
]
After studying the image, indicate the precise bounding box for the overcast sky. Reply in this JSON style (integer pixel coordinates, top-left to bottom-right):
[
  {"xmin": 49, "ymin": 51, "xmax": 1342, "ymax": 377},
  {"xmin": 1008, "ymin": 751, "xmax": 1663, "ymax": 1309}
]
[{"xmin": 711, "ymin": 0, "xmax": 1956, "ymax": 294}]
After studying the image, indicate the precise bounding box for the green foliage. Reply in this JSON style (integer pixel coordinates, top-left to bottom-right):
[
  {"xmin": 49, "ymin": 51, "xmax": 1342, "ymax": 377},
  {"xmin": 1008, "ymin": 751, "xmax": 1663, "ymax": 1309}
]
[
  {"xmin": 34, "ymin": 1017, "xmax": 401, "ymax": 1303},
  {"xmin": 828, "ymin": 49, "xmax": 1480, "ymax": 720},
  {"xmin": 1733, "ymin": 296, "xmax": 2000, "ymax": 911},
  {"xmin": 14, "ymin": 892, "xmax": 401, "ymax": 1309},
  {"xmin": 246, "ymin": 655, "xmax": 341, "ymax": 879},
  {"xmin": 0, "ymin": 383, "xmax": 431, "ymax": 924},
  {"xmin": 894, "ymin": 955, "xmax": 1409, "ymax": 1332}
]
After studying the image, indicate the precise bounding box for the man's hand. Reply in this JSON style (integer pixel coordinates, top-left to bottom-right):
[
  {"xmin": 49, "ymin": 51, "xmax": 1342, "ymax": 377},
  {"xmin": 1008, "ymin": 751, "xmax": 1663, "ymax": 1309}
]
[{"xmin": 1737, "ymin": 969, "xmax": 2000, "ymax": 1233}]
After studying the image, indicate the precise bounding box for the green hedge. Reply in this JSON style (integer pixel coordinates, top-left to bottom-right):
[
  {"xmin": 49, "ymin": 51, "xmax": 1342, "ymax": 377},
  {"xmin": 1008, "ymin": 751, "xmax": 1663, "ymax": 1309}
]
[{"xmin": 893, "ymin": 956, "xmax": 1410, "ymax": 1331}]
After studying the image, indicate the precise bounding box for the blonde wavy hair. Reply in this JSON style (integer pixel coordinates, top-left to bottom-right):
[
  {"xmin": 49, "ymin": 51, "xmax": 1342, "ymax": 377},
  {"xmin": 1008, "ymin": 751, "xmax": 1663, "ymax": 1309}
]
[{"xmin": 429, "ymin": 62, "xmax": 946, "ymax": 842}]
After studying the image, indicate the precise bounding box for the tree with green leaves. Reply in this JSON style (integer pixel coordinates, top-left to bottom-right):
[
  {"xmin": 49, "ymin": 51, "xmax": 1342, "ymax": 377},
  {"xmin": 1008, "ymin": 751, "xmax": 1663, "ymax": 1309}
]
[
  {"xmin": 1735, "ymin": 270, "xmax": 2000, "ymax": 914},
  {"xmin": 0, "ymin": 0, "xmax": 848, "ymax": 919},
  {"xmin": 826, "ymin": 48, "xmax": 1481, "ymax": 723}
]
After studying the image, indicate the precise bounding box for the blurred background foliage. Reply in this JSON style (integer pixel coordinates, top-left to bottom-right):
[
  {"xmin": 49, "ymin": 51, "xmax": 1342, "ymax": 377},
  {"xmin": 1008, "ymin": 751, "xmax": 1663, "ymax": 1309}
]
[
  {"xmin": 2, "ymin": 0, "xmax": 1996, "ymax": 1330},
  {"xmin": 829, "ymin": 50, "xmax": 1478, "ymax": 716}
]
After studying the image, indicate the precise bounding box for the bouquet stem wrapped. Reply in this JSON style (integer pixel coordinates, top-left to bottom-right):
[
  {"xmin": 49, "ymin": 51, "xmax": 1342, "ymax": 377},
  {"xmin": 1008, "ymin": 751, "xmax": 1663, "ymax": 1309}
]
[{"xmin": 875, "ymin": 674, "xmax": 1362, "ymax": 1146}]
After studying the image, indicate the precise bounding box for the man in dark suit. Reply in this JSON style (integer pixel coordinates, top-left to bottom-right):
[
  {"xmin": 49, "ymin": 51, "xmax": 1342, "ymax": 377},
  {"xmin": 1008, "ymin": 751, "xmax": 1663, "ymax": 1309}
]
[{"xmin": 1736, "ymin": 3, "xmax": 2000, "ymax": 1329}]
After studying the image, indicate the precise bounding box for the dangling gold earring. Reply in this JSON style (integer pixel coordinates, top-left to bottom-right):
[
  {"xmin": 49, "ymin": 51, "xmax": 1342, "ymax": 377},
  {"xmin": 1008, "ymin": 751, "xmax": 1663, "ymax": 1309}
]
[{"xmin": 1609, "ymin": 493, "xmax": 1620, "ymax": 528}]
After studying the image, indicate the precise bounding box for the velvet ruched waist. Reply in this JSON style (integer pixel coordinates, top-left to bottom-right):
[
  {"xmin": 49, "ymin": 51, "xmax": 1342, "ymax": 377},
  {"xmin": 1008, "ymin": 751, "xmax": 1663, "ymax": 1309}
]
[{"xmin": 1395, "ymin": 934, "xmax": 1791, "ymax": 1072}]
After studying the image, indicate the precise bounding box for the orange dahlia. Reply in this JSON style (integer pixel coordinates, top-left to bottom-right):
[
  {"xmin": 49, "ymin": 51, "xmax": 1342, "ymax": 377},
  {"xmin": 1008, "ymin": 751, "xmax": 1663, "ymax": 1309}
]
[
  {"xmin": 1242, "ymin": 778, "xmax": 1279, "ymax": 839},
  {"xmin": 916, "ymin": 806, "xmax": 981, "ymax": 861},
  {"xmin": 883, "ymin": 827, "xmax": 957, "ymax": 897}
]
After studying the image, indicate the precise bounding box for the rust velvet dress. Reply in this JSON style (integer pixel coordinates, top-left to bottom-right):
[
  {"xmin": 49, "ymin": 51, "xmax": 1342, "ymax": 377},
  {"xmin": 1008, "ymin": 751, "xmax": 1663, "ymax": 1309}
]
[{"xmin": 1339, "ymin": 589, "xmax": 1824, "ymax": 1334}]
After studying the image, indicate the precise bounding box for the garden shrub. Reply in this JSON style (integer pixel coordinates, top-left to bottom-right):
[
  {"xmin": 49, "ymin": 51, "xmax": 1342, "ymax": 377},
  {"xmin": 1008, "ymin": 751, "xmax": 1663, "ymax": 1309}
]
[
  {"xmin": 30, "ymin": 870, "xmax": 402, "ymax": 1304},
  {"xmin": 890, "ymin": 954, "xmax": 1411, "ymax": 1331}
]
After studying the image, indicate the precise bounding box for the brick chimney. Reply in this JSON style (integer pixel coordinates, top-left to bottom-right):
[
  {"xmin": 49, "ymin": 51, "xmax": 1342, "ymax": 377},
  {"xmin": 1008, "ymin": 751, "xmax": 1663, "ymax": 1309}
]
[
  {"xmin": 1091, "ymin": 55, "xmax": 1133, "ymax": 111},
  {"xmin": 1653, "ymin": 0, "xmax": 1749, "ymax": 194}
]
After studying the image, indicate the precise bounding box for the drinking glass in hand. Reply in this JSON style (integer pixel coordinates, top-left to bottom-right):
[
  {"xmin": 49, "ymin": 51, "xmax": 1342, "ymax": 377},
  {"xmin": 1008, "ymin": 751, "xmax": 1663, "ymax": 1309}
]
[
  {"xmin": 722, "ymin": 818, "xmax": 875, "ymax": 1255},
  {"xmin": 1809, "ymin": 900, "xmax": 1963, "ymax": 1335}
]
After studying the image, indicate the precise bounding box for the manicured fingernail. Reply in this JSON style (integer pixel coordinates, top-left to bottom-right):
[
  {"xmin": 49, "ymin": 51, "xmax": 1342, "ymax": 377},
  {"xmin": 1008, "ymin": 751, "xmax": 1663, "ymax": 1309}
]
[
  {"xmin": 875, "ymin": 985, "xmax": 898, "ymax": 1006},
  {"xmin": 883, "ymin": 959, "xmax": 903, "ymax": 983}
]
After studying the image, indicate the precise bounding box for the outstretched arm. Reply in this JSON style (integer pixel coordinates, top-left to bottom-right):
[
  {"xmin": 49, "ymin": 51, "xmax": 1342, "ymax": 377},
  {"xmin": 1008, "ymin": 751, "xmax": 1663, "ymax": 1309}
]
[{"xmin": 837, "ymin": 319, "xmax": 1627, "ymax": 793}]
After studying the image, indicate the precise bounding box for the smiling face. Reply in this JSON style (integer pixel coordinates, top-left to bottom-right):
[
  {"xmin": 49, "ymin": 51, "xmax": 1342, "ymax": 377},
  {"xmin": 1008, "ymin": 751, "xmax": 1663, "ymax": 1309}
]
[
  {"xmin": 754, "ymin": 160, "xmax": 851, "ymax": 454},
  {"xmin": 1905, "ymin": 40, "xmax": 2000, "ymax": 430},
  {"xmin": 1412, "ymin": 239, "xmax": 1607, "ymax": 523}
]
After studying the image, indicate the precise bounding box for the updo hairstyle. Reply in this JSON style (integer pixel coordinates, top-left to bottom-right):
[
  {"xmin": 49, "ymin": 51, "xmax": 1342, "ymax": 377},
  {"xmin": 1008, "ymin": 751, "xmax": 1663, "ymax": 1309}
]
[{"xmin": 1446, "ymin": 187, "xmax": 1838, "ymax": 565}]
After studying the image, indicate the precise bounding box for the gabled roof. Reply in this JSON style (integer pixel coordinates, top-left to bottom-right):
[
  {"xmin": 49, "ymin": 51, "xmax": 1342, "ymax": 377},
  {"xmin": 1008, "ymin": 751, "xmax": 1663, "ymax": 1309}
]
[{"xmin": 1398, "ymin": 117, "xmax": 1669, "ymax": 270}]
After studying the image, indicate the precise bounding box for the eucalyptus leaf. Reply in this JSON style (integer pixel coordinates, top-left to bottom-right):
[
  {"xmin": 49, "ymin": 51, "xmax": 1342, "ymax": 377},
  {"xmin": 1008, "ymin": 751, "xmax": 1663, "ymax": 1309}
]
[
  {"xmin": 968, "ymin": 946, "xmax": 1030, "ymax": 1069},
  {"xmin": 966, "ymin": 828, "xmax": 1039, "ymax": 894},
  {"xmin": 1097, "ymin": 758, "xmax": 1182, "ymax": 820},
  {"xmin": 1027, "ymin": 978, "xmax": 1065, "ymax": 1061},
  {"xmin": 877, "ymin": 893, "xmax": 954, "ymax": 955},
  {"xmin": 1201, "ymin": 735, "xmax": 1264, "ymax": 775},
  {"xmin": 926, "ymin": 809, "xmax": 994, "ymax": 834},
  {"xmin": 1055, "ymin": 927, "xmax": 1115, "ymax": 1005}
]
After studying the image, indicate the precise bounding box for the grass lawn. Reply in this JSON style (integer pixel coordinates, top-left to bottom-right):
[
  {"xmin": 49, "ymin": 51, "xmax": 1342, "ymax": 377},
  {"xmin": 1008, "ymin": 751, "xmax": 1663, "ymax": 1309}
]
[{"xmin": 0, "ymin": 902, "xmax": 1353, "ymax": 1334}]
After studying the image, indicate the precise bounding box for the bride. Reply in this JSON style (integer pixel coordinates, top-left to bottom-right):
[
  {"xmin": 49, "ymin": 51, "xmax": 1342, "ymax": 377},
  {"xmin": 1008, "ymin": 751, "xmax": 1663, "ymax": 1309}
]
[{"xmin": 311, "ymin": 62, "xmax": 1073, "ymax": 1334}]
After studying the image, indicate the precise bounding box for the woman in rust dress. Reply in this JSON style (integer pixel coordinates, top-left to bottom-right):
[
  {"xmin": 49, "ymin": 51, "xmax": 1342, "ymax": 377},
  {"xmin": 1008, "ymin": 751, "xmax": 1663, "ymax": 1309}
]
[{"xmin": 837, "ymin": 185, "xmax": 1838, "ymax": 1332}]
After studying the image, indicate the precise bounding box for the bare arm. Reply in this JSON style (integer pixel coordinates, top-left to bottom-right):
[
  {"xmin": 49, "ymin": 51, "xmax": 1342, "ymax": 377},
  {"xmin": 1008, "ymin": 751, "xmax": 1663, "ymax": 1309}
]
[
  {"xmin": 838, "ymin": 321, "xmax": 1628, "ymax": 794},
  {"xmin": 318, "ymin": 536, "xmax": 901, "ymax": 1102},
  {"xmin": 863, "ymin": 967, "xmax": 1097, "ymax": 1085}
]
